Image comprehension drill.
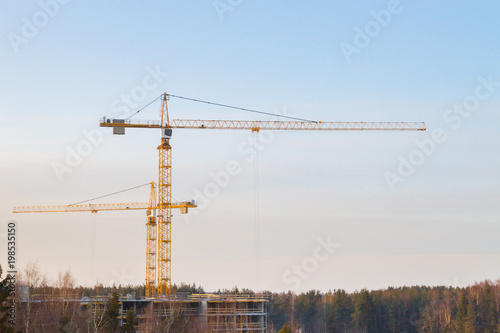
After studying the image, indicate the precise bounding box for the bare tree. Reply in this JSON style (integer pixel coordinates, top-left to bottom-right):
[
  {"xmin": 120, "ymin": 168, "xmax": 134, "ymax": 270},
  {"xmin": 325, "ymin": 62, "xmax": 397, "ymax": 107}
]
[
  {"xmin": 55, "ymin": 269, "xmax": 77, "ymax": 331},
  {"xmin": 163, "ymin": 304, "xmax": 189, "ymax": 332},
  {"xmin": 493, "ymin": 279, "xmax": 500, "ymax": 313},
  {"xmin": 57, "ymin": 270, "xmax": 76, "ymax": 295},
  {"xmin": 16, "ymin": 260, "xmax": 48, "ymax": 333},
  {"xmin": 139, "ymin": 302, "xmax": 196, "ymax": 332},
  {"xmin": 57, "ymin": 269, "xmax": 76, "ymax": 319},
  {"xmin": 18, "ymin": 260, "xmax": 48, "ymax": 292},
  {"xmin": 139, "ymin": 303, "xmax": 157, "ymax": 332},
  {"xmin": 87, "ymin": 299, "xmax": 110, "ymax": 333}
]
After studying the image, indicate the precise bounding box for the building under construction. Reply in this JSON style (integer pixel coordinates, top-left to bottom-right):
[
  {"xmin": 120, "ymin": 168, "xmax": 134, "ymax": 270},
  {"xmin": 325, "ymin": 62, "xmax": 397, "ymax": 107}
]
[
  {"xmin": 20, "ymin": 292, "xmax": 268, "ymax": 332},
  {"xmin": 116, "ymin": 293, "xmax": 268, "ymax": 332}
]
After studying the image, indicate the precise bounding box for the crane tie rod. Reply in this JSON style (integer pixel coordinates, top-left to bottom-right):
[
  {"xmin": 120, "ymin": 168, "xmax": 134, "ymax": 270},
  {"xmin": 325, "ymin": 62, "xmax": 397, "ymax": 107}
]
[
  {"xmin": 166, "ymin": 93, "xmax": 318, "ymax": 123},
  {"xmin": 68, "ymin": 183, "xmax": 151, "ymax": 206},
  {"xmin": 126, "ymin": 96, "xmax": 161, "ymax": 120}
]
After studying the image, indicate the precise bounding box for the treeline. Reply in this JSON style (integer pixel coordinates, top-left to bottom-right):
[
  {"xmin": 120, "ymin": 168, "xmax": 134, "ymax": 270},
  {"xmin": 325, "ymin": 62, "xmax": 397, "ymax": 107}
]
[
  {"xmin": 268, "ymin": 281, "xmax": 500, "ymax": 332},
  {"xmin": 2, "ymin": 262, "xmax": 500, "ymax": 332}
]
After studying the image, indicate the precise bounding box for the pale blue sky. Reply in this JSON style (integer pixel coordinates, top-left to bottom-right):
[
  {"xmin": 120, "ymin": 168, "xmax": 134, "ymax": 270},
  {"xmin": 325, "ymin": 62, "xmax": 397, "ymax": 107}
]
[{"xmin": 1, "ymin": 1, "xmax": 499, "ymax": 292}]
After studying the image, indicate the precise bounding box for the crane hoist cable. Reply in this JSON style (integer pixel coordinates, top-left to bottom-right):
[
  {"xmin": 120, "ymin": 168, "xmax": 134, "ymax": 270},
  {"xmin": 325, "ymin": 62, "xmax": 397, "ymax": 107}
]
[
  {"xmin": 253, "ymin": 132, "xmax": 261, "ymax": 293},
  {"xmin": 91, "ymin": 213, "xmax": 96, "ymax": 285}
]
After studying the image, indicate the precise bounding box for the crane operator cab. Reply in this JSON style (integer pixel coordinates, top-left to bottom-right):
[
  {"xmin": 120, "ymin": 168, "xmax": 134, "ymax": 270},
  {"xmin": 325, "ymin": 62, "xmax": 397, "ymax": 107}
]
[{"xmin": 162, "ymin": 128, "xmax": 172, "ymax": 140}]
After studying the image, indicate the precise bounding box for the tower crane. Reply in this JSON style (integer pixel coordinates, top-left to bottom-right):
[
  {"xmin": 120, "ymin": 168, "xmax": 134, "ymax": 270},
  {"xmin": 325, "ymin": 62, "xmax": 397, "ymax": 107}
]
[
  {"xmin": 100, "ymin": 93, "xmax": 426, "ymax": 297},
  {"xmin": 13, "ymin": 182, "xmax": 196, "ymax": 297}
]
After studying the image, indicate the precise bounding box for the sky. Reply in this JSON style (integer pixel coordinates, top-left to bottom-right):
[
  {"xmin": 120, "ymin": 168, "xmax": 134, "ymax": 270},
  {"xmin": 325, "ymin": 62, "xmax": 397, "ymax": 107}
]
[{"xmin": 1, "ymin": 1, "xmax": 500, "ymax": 294}]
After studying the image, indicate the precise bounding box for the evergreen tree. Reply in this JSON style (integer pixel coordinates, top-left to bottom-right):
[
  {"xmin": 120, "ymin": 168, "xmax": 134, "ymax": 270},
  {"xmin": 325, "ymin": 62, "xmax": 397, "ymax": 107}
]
[
  {"xmin": 122, "ymin": 308, "xmax": 137, "ymax": 333},
  {"xmin": 456, "ymin": 292, "xmax": 467, "ymax": 332},
  {"xmin": 268, "ymin": 292, "xmax": 294, "ymax": 330},
  {"xmin": 278, "ymin": 323, "xmax": 292, "ymax": 333},
  {"xmin": 295, "ymin": 290, "xmax": 321, "ymax": 331},
  {"xmin": 480, "ymin": 282, "xmax": 497, "ymax": 332},
  {"xmin": 0, "ymin": 266, "xmax": 15, "ymax": 333},
  {"xmin": 327, "ymin": 289, "xmax": 353, "ymax": 332},
  {"xmin": 105, "ymin": 292, "xmax": 120, "ymax": 332},
  {"xmin": 352, "ymin": 289, "xmax": 376, "ymax": 331},
  {"xmin": 465, "ymin": 298, "xmax": 479, "ymax": 333}
]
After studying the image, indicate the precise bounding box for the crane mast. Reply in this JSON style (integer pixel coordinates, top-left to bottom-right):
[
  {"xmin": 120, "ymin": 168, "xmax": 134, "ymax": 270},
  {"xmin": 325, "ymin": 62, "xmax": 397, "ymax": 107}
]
[
  {"xmin": 157, "ymin": 93, "xmax": 172, "ymax": 296},
  {"xmin": 146, "ymin": 182, "xmax": 158, "ymax": 298}
]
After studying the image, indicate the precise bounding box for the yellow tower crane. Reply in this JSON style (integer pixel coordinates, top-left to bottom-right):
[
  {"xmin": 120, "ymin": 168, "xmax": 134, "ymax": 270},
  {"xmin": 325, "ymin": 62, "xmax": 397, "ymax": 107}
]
[
  {"xmin": 13, "ymin": 181, "xmax": 196, "ymax": 298},
  {"xmin": 12, "ymin": 183, "xmax": 195, "ymax": 214},
  {"xmin": 100, "ymin": 93, "xmax": 426, "ymax": 297}
]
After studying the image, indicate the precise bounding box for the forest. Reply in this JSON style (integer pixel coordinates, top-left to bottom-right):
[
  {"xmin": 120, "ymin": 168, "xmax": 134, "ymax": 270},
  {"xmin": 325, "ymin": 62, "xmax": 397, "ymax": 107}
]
[
  {"xmin": 1, "ymin": 262, "xmax": 500, "ymax": 332},
  {"xmin": 268, "ymin": 281, "xmax": 500, "ymax": 332}
]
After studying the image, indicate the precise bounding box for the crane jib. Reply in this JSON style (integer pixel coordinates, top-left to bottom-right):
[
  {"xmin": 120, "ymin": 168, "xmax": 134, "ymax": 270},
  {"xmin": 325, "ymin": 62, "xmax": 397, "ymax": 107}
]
[{"xmin": 100, "ymin": 118, "xmax": 426, "ymax": 132}]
